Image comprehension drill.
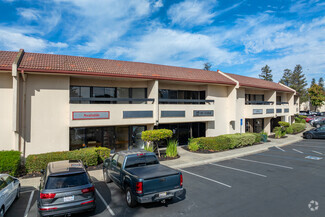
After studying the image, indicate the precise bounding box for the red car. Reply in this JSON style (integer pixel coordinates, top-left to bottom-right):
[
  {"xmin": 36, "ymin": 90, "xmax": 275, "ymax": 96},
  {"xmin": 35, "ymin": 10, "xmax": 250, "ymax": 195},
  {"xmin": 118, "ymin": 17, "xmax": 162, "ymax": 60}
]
[{"xmin": 305, "ymin": 116, "xmax": 316, "ymax": 123}]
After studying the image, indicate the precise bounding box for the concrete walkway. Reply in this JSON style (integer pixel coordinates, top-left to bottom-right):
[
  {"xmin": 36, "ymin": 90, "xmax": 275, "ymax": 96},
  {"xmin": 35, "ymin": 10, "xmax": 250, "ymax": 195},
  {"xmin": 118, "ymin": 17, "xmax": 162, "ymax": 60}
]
[{"xmin": 19, "ymin": 126, "xmax": 310, "ymax": 189}]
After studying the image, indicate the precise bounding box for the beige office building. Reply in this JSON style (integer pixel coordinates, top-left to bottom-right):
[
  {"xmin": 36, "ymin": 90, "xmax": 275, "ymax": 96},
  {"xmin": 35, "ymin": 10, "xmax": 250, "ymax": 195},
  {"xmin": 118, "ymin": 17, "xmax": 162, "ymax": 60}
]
[{"xmin": 0, "ymin": 50, "xmax": 299, "ymax": 157}]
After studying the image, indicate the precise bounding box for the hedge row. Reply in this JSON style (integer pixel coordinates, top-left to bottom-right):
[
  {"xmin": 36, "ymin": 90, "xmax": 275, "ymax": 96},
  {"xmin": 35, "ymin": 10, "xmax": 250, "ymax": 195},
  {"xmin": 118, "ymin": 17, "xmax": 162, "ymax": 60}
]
[
  {"xmin": 291, "ymin": 123, "xmax": 306, "ymax": 134},
  {"xmin": 26, "ymin": 147, "xmax": 110, "ymax": 173},
  {"xmin": 0, "ymin": 151, "xmax": 21, "ymax": 176},
  {"xmin": 189, "ymin": 133, "xmax": 257, "ymax": 151}
]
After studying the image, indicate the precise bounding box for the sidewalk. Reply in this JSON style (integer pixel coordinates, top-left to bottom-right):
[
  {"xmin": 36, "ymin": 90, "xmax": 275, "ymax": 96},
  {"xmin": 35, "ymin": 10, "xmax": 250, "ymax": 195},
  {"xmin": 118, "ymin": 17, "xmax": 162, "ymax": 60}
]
[{"xmin": 19, "ymin": 128, "xmax": 309, "ymax": 189}]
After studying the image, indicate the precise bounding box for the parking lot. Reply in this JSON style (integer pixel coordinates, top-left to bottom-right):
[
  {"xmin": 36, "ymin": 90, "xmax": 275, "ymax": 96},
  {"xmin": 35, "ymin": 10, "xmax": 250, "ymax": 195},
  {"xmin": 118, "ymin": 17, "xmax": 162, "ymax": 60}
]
[{"xmin": 6, "ymin": 139, "xmax": 325, "ymax": 217}]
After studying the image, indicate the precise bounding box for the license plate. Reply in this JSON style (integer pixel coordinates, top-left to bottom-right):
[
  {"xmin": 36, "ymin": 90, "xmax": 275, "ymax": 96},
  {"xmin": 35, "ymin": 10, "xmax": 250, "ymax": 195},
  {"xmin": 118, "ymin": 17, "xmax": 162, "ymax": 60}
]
[
  {"xmin": 159, "ymin": 192, "xmax": 167, "ymax": 197},
  {"xmin": 64, "ymin": 196, "xmax": 74, "ymax": 202}
]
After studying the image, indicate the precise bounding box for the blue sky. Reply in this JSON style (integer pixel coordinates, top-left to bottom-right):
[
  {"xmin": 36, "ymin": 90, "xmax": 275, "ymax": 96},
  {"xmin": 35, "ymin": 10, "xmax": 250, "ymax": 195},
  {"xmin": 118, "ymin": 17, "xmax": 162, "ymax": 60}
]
[{"xmin": 0, "ymin": 0, "xmax": 325, "ymax": 84}]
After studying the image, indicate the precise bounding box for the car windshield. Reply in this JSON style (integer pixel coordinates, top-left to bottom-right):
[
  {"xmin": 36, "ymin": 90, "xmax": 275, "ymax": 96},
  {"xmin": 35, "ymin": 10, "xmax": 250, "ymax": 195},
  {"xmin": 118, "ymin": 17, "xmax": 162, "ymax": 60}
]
[
  {"xmin": 46, "ymin": 172, "xmax": 90, "ymax": 189},
  {"xmin": 125, "ymin": 155, "xmax": 159, "ymax": 168}
]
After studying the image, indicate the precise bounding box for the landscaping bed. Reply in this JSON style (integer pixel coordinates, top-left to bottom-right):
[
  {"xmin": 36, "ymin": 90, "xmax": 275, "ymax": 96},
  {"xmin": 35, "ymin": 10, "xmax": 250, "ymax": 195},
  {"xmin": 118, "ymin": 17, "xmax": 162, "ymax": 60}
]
[{"xmin": 187, "ymin": 132, "xmax": 268, "ymax": 153}]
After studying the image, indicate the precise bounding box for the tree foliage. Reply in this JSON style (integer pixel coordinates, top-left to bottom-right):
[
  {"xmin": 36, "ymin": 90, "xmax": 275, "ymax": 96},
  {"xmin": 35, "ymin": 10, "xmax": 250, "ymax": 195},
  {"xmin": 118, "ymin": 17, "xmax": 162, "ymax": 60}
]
[
  {"xmin": 308, "ymin": 84, "xmax": 325, "ymax": 111},
  {"xmin": 311, "ymin": 78, "xmax": 316, "ymax": 86},
  {"xmin": 290, "ymin": 64, "xmax": 308, "ymax": 102},
  {"xmin": 203, "ymin": 62, "xmax": 212, "ymax": 71},
  {"xmin": 319, "ymin": 77, "xmax": 324, "ymax": 89},
  {"xmin": 279, "ymin": 69, "xmax": 292, "ymax": 86},
  {"xmin": 259, "ymin": 65, "xmax": 273, "ymax": 81}
]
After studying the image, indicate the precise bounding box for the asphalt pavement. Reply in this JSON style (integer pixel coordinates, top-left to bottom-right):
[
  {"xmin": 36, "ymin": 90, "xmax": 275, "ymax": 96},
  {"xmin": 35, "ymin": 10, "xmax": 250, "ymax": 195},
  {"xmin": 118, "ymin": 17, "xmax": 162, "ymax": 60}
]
[{"xmin": 6, "ymin": 139, "xmax": 325, "ymax": 217}]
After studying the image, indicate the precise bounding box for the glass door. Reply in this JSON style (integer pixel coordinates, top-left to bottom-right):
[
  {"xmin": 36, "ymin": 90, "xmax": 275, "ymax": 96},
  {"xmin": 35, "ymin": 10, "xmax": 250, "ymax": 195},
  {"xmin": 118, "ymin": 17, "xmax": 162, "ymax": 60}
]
[{"xmin": 129, "ymin": 126, "xmax": 146, "ymax": 150}]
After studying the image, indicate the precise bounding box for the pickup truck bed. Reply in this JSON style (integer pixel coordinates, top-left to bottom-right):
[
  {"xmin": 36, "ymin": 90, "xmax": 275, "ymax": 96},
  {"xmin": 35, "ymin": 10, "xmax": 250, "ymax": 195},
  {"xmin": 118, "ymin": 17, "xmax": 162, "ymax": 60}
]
[{"xmin": 125, "ymin": 164, "xmax": 179, "ymax": 180}]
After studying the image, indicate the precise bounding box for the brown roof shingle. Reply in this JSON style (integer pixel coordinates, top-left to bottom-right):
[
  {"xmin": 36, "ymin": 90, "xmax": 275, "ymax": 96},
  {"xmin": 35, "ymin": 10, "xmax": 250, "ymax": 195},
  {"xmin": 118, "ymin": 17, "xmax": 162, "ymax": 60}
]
[
  {"xmin": 17, "ymin": 52, "xmax": 236, "ymax": 85},
  {"xmin": 226, "ymin": 73, "xmax": 294, "ymax": 92},
  {"xmin": 0, "ymin": 51, "xmax": 18, "ymax": 71}
]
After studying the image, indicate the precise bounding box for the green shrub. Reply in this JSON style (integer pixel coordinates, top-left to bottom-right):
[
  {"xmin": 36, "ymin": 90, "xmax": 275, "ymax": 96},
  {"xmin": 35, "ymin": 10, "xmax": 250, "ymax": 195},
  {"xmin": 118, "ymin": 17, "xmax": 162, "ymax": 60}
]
[
  {"xmin": 192, "ymin": 133, "xmax": 255, "ymax": 151},
  {"xmin": 291, "ymin": 123, "xmax": 306, "ymax": 134},
  {"xmin": 275, "ymin": 129, "xmax": 286, "ymax": 139},
  {"xmin": 298, "ymin": 115, "xmax": 307, "ymax": 119},
  {"xmin": 286, "ymin": 126, "xmax": 294, "ymax": 134},
  {"xmin": 188, "ymin": 139, "xmax": 199, "ymax": 152},
  {"xmin": 295, "ymin": 117, "xmax": 306, "ymax": 124},
  {"xmin": 26, "ymin": 148, "xmax": 99, "ymax": 173},
  {"xmin": 166, "ymin": 140, "xmax": 178, "ymax": 157},
  {"xmin": 273, "ymin": 126, "xmax": 282, "ymax": 133},
  {"xmin": 0, "ymin": 151, "xmax": 21, "ymax": 176},
  {"xmin": 246, "ymin": 133, "xmax": 262, "ymax": 143},
  {"xmin": 144, "ymin": 144, "xmax": 154, "ymax": 152},
  {"xmin": 94, "ymin": 147, "xmax": 110, "ymax": 163},
  {"xmin": 141, "ymin": 129, "xmax": 173, "ymax": 142},
  {"xmin": 278, "ymin": 121, "xmax": 290, "ymax": 127}
]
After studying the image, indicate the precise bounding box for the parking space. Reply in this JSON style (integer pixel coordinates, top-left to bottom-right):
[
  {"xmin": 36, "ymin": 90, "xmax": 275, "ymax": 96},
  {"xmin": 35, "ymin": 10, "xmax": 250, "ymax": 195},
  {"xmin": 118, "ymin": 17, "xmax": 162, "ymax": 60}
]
[{"xmin": 9, "ymin": 139, "xmax": 325, "ymax": 217}]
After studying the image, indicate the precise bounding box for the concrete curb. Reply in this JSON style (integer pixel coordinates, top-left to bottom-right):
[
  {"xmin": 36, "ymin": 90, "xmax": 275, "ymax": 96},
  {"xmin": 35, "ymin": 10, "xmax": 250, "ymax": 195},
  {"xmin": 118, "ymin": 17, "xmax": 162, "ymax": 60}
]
[{"xmin": 164, "ymin": 136, "xmax": 304, "ymax": 170}]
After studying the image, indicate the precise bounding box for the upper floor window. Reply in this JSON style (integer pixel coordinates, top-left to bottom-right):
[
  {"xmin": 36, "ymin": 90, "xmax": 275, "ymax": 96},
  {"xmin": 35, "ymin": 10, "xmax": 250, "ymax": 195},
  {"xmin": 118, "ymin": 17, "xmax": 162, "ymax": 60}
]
[
  {"xmin": 70, "ymin": 86, "xmax": 148, "ymax": 104},
  {"xmin": 159, "ymin": 89, "xmax": 206, "ymax": 104}
]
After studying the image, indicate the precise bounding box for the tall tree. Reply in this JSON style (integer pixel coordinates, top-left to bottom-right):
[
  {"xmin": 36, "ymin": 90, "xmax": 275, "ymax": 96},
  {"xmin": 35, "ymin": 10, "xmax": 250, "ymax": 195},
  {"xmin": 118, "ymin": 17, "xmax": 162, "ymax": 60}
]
[
  {"xmin": 319, "ymin": 77, "xmax": 324, "ymax": 89},
  {"xmin": 311, "ymin": 78, "xmax": 316, "ymax": 86},
  {"xmin": 279, "ymin": 69, "xmax": 292, "ymax": 86},
  {"xmin": 259, "ymin": 65, "xmax": 273, "ymax": 81},
  {"xmin": 308, "ymin": 84, "xmax": 325, "ymax": 111},
  {"xmin": 290, "ymin": 64, "xmax": 308, "ymax": 102},
  {"xmin": 203, "ymin": 62, "xmax": 212, "ymax": 71}
]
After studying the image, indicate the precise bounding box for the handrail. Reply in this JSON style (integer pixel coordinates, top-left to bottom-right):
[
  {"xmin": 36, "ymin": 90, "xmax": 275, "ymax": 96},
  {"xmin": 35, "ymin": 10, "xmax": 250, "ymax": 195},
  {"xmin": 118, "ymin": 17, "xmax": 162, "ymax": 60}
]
[
  {"xmin": 158, "ymin": 99, "xmax": 214, "ymax": 103},
  {"xmin": 245, "ymin": 101, "xmax": 274, "ymax": 105},
  {"xmin": 70, "ymin": 97, "xmax": 154, "ymax": 103}
]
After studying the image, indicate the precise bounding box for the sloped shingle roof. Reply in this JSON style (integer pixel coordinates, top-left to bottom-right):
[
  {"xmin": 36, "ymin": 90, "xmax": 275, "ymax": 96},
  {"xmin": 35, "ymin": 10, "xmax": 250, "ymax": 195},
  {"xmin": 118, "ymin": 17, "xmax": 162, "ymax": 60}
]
[{"xmin": 0, "ymin": 51, "xmax": 18, "ymax": 71}]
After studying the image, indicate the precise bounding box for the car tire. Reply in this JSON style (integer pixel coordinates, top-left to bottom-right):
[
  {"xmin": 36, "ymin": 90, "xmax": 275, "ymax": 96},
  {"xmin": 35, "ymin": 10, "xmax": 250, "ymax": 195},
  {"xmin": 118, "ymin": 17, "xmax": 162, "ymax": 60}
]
[
  {"xmin": 125, "ymin": 187, "xmax": 137, "ymax": 208},
  {"xmin": 16, "ymin": 184, "xmax": 20, "ymax": 199},
  {"xmin": 306, "ymin": 134, "xmax": 313, "ymax": 139},
  {"xmin": 103, "ymin": 170, "xmax": 112, "ymax": 183},
  {"xmin": 0, "ymin": 206, "xmax": 4, "ymax": 217}
]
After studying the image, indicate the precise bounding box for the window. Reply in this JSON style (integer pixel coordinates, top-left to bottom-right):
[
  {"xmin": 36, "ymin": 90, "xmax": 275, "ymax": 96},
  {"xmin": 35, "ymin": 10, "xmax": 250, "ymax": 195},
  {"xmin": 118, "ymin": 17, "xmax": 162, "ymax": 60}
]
[
  {"xmin": 112, "ymin": 154, "xmax": 119, "ymax": 167},
  {"xmin": 117, "ymin": 156, "xmax": 124, "ymax": 168},
  {"xmin": 131, "ymin": 88, "xmax": 146, "ymax": 104},
  {"xmin": 159, "ymin": 89, "xmax": 206, "ymax": 104},
  {"xmin": 0, "ymin": 178, "xmax": 7, "ymax": 190},
  {"xmin": 45, "ymin": 173, "xmax": 90, "ymax": 189},
  {"xmin": 117, "ymin": 88, "xmax": 129, "ymax": 104},
  {"xmin": 3, "ymin": 175, "xmax": 14, "ymax": 185}
]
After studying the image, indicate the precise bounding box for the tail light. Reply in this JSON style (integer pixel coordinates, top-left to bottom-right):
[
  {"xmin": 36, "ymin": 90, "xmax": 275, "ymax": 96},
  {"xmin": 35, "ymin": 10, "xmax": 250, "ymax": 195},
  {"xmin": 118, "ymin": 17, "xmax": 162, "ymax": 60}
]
[
  {"xmin": 82, "ymin": 186, "xmax": 95, "ymax": 194},
  {"xmin": 40, "ymin": 193, "xmax": 56, "ymax": 199},
  {"xmin": 136, "ymin": 182, "xmax": 143, "ymax": 194},
  {"xmin": 180, "ymin": 174, "xmax": 183, "ymax": 187},
  {"xmin": 39, "ymin": 207, "xmax": 57, "ymax": 211},
  {"xmin": 81, "ymin": 200, "xmax": 94, "ymax": 205}
]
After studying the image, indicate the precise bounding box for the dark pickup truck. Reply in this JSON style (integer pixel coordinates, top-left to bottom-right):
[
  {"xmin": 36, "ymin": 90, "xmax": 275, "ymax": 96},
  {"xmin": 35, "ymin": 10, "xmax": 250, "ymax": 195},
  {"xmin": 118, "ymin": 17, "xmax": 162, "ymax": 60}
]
[{"xmin": 103, "ymin": 150, "xmax": 183, "ymax": 207}]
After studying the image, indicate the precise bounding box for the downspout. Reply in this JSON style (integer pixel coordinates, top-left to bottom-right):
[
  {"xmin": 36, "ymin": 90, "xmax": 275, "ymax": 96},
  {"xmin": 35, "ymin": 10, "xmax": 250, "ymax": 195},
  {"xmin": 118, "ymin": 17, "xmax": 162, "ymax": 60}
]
[{"xmin": 12, "ymin": 49, "xmax": 24, "ymax": 152}]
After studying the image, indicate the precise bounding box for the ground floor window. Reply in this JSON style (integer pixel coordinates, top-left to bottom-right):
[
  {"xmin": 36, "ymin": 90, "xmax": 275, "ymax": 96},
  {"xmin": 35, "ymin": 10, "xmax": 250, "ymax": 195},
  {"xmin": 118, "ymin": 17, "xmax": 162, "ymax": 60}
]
[
  {"xmin": 245, "ymin": 119, "xmax": 264, "ymax": 133},
  {"xmin": 155, "ymin": 122, "xmax": 206, "ymax": 145},
  {"xmin": 70, "ymin": 125, "xmax": 147, "ymax": 152}
]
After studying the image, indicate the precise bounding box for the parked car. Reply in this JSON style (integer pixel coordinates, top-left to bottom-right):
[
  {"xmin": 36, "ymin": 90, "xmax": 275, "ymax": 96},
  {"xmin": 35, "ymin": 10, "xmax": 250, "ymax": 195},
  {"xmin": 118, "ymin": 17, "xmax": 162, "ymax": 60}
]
[
  {"xmin": 310, "ymin": 117, "xmax": 325, "ymax": 126},
  {"xmin": 37, "ymin": 160, "xmax": 95, "ymax": 217},
  {"xmin": 103, "ymin": 150, "xmax": 183, "ymax": 207},
  {"xmin": 303, "ymin": 126, "xmax": 325, "ymax": 139},
  {"xmin": 312, "ymin": 119, "xmax": 325, "ymax": 128},
  {"xmin": 305, "ymin": 116, "xmax": 315, "ymax": 123},
  {"xmin": 0, "ymin": 174, "xmax": 20, "ymax": 217}
]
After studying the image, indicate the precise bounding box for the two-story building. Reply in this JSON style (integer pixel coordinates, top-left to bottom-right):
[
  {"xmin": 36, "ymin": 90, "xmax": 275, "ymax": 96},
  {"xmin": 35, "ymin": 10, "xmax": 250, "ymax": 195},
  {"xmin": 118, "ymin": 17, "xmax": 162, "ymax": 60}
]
[{"xmin": 0, "ymin": 49, "xmax": 299, "ymax": 157}]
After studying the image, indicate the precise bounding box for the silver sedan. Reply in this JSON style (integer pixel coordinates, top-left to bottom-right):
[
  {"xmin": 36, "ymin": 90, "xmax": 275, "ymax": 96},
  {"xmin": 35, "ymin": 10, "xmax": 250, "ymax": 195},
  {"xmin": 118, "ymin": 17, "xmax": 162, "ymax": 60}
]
[{"xmin": 0, "ymin": 174, "xmax": 20, "ymax": 217}]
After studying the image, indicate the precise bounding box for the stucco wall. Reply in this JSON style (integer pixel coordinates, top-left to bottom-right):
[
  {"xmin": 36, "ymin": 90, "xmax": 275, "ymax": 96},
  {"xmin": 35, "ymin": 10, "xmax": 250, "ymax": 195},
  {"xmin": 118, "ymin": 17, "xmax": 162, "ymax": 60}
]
[
  {"xmin": 0, "ymin": 73, "xmax": 13, "ymax": 150},
  {"xmin": 24, "ymin": 74, "xmax": 70, "ymax": 155}
]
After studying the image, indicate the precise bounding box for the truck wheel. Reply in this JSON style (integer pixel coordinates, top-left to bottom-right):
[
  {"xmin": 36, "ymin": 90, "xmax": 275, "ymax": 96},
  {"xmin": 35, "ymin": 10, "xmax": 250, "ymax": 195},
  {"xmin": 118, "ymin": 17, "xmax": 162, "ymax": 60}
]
[
  {"xmin": 103, "ymin": 170, "xmax": 112, "ymax": 183},
  {"xmin": 125, "ymin": 187, "xmax": 137, "ymax": 208},
  {"xmin": 306, "ymin": 134, "xmax": 313, "ymax": 139},
  {"xmin": 0, "ymin": 206, "xmax": 4, "ymax": 217},
  {"xmin": 316, "ymin": 124, "xmax": 321, "ymax": 128}
]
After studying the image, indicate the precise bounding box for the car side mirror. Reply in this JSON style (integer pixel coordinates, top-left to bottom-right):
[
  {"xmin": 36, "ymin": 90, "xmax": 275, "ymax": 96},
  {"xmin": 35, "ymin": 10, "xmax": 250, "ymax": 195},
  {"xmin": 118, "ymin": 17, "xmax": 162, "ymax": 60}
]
[
  {"xmin": 40, "ymin": 169, "xmax": 45, "ymax": 174},
  {"xmin": 84, "ymin": 164, "xmax": 88, "ymax": 169},
  {"xmin": 104, "ymin": 158, "xmax": 110, "ymax": 168}
]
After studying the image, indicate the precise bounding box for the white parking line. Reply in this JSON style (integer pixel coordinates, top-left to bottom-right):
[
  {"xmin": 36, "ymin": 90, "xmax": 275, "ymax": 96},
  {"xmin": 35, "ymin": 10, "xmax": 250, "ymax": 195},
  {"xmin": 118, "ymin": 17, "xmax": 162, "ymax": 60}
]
[
  {"xmin": 210, "ymin": 163, "xmax": 267, "ymax": 178},
  {"xmin": 236, "ymin": 158, "xmax": 293, "ymax": 169},
  {"xmin": 312, "ymin": 150, "xmax": 323, "ymax": 155},
  {"xmin": 292, "ymin": 149, "xmax": 304, "ymax": 154},
  {"xmin": 274, "ymin": 146, "xmax": 286, "ymax": 152},
  {"xmin": 95, "ymin": 189, "xmax": 115, "ymax": 216},
  {"xmin": 24, "ymin": 190, "xmax": 34, "ymax": 217},
  {"xmin": 295, "ymin": 144, "xmax": 325, "ymax": 149},
  {"xmin": 179, "ymin": 169, "xmax": 231, "ymax": 188}
]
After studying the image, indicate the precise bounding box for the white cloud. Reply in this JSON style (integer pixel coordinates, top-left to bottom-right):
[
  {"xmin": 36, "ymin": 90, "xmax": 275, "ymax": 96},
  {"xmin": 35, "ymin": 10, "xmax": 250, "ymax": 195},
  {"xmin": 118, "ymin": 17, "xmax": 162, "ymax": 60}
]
[
  {"xmin": 105, "ymin": 28, "xmax": 239, "ymax": 69},
  {"xmin": 153, "ymin": 0, "xmax": 163, "ymax": 8},
  {"xmin": 0, "ymin": 28, "xmax": 68, "ymax": 52},
  {"xmin": 167, "ymin": 0, "xmax": 217, "ymax": 27},
  {"xmin": 17, "ymin": 8, "xmax": 40, "ymax": 21}
]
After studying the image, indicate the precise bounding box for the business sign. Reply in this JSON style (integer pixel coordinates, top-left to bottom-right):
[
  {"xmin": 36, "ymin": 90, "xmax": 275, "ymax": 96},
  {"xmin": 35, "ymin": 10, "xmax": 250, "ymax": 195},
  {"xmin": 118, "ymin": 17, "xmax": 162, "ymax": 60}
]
[
  {"xmin": 240, "ymin": 119, "xmax": 243, "ymax": 126},
  {"xmin": 193, "ymin": 110, "xmax": 214, "ymax": 117},
  {"xmin": 72, "ymin": 111, "xmax": 110, "ymax": 120},
  {"xmin": 253, "ymin": 109, "xmax": 263, "ymax": 115}
]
